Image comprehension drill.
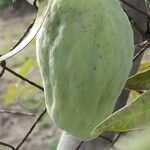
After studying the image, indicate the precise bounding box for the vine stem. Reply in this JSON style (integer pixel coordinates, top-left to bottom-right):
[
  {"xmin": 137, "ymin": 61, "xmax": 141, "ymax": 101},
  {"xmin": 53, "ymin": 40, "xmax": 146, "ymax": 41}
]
[
  {"xmin": 0, "ymin": 109, "xmax": 35, "ymax": 117},
  {"xmin": 0, "ymin": 62, "xmax": 44, "ymax": 92},
  {"xmin": 75, "ymin": 141, "xmax": 84, "ymax": 150},
  {"xmin": 0, "ymin": 142, "xmax": 15, "ymax": 150},
  {"xmin": 134, "ymin": 41, "xmax": 150, "ymax": 61},
  {"xmin": 10, "ymin": 19, "xmax": 35, "ymax": 51},
  {"xmin": 15, "ymin": 109, "xmax": 47, "ymax": 150}
]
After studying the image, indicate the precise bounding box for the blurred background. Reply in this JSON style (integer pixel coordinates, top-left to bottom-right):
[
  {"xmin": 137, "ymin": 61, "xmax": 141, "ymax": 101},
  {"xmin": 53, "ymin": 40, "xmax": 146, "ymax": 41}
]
[
  {"xmin": 0, "ymin": 1, "xmax": 150, "ymax": 150},
  {"xmin": 0, "ymin": 1, "xmax": 61, "ymax": 150}
]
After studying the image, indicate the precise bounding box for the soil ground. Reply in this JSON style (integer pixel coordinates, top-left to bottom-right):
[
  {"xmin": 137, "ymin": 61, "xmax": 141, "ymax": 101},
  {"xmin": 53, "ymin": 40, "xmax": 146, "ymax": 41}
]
[{"xmin": 0, "ymin": 7, "xmax": 61, "ymax": 150}]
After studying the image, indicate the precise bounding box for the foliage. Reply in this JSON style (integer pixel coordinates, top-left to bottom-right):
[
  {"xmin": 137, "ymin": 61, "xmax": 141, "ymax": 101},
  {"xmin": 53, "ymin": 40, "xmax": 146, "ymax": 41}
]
[
  {"xmin": 138, "ymin": 61, "xmax": 150, "ymax": 73},
  {"xmin": 0, "ymin": 0, "xmax": 12, "ymax": 8},
  {"xmin": 92, "ymin": 89, "xmax": 150, "ymax": 136},
  {"xmin": 125, "ymin": 70, "xmax": 150, "ymax": 90}
]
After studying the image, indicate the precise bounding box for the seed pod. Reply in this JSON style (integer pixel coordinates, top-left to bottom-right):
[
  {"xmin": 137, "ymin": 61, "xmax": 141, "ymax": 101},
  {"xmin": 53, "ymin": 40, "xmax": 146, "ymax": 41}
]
[{"xmin": 36, "ymin": 0, "xmax": 134, "ymax": 140}]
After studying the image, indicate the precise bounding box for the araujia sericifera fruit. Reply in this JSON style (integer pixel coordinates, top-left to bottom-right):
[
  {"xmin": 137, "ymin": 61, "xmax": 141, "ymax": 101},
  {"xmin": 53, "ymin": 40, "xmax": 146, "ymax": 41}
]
[{"xmin": 36, "ymin": 0, "xmax": 134, "ymax": 140}]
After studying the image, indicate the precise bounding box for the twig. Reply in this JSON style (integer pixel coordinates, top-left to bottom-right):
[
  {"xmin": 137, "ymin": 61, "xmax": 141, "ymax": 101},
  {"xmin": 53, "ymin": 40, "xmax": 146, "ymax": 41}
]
[
  {"xmin": 0, "ymin": 142, "xmax": 15, "ymax": 150},
  {"xmin": 15, "ymin": 109, "xmax": 47, "ymax": 150},
  {"xmin": 33, "ymin": 0, "xmax": 38, "ymax": 10},
  {"xmin": 75, "ymin": 141, "xmax": 84, "ymax": 150},
  {"xmin": 0, "ymin": 109, "xmax": 35, "ymax": 117},
  {"xmin": 0, "ymin": 62, "xmax": 44, "ymax": 92},
  {"xmin": 134, "ymin": 41, "xmax": 150, "ymax": 61},
  {"xmin": 10, "ymin": 19, "xmax": 35, "ymax": 51},
  {"xmin": 0, "ymin": 67, "xmax": 5, "ymax": 78},
  {"xmin": 0, "ymin": 109, "xmax": 46, "ymax": 150},
  {"xmin": 111, "ymin": 132, "xmax": 123, "ymax": 150},
  {"xmin": 0, "ymin": 57, "xmax": 6, "ymax": 78},
  {"xmin": 99, "ymin": 135, "xmax": 113, "ymax": 143},
  {"xmin": 120, "ymin": 0, "xmax": 150, "ymax": 19},
  {"xmin": 112, "ymin": 132, "xmax": 122, "ymax": 146}
]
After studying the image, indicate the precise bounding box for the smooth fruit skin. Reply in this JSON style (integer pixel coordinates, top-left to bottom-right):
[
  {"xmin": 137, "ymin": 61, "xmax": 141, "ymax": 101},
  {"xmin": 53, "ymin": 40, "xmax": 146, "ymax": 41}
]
[{"xmin": 36, "ymin": 0, "xmax": 134, "ymax": 140}]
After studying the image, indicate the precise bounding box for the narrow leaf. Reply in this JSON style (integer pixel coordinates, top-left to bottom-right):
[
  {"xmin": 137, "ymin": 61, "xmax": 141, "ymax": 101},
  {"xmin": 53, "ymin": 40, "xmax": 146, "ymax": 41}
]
[
  {"xmin": 0, "ymin": 0, "xmax": 51, "ymax": 62},
  {"xmin": 125, "ymin": 69, "xmax": 150, "ymax": 90},
  {"xmin": 91, "ymin": 90, "xmax": 150, "ymax": 136}
]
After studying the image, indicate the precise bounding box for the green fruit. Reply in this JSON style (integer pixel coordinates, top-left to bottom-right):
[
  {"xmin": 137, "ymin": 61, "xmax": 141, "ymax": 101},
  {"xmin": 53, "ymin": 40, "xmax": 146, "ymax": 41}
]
[{"xmin": 36, "ymin": 0, "xmax": 134, "ymax": 140}]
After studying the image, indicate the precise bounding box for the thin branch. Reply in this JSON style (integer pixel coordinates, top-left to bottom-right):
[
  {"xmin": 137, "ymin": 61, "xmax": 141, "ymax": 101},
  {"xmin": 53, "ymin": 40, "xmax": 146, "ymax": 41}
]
[
  {"xmin": 33, "ymin": 0, "xmax": 38, "ymax": 10},
  {"xmin": 99, "ymin": 135, "xmax": 113, "ymax": 143},
  {"xmin": 0, "ymin": 142, "xmax": 15, "ymax": 150},
  {"xmin": 0, "ymin": 108, "xmax": 45, "ymax": 150},
  {"xmin": 0, "ymin": 109, "xmax": 35, "ymax": 117},
  {"xmin": 112, "ymin": 132, "xmax": 122, "ymax": 146},
  {"xmin": 10, "ymin": 19, "xmax": 35, "ymax": 51},
  {"xmin": 110, "ymin": 133, "xmax": 123, "ymax": 150},
  {"xmin": 120, "ymin": 0, "xmax": 150, "ymax": 19},
  {"xmin": 0, "ymin": 58, "xmax": 6, "ymax": 78},
  {"xmin": 134, "ymin": 41, "xmax": 150, "ymax": 61},
  {"xmin": 15, "ymin": 109, "xmax": 47, "ymax": 150},
  {"xmin": 75, "ymin": 141, "xmax": 84, "ymax": 150},
  {"xmin": 0, "ymin": 67, "xmax": 5, "ymax": 78},
  {"xmin": 0, "ymin": 62, "xmax": 44, "ymax": 92}
]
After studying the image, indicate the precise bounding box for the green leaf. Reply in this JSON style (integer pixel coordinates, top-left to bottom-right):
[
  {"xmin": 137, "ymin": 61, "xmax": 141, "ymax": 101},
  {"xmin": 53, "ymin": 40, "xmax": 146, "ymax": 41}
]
[
  {"xmin": 0, "ymin": 0, "xmax": 11, "ymax": 8},
  {"xmin": 19, "ymin": 58, "xmax": 34, "ymax": 76},
  {"xmin": 138, "ymin": 61, "xmax": 150, "ymax": 73},
  {"xmin": 0, "ymin": 0, "xmax": 51, "ymax": 61},
  {"xmin": 125, "ymin": 70, "xmax": 150, "ymax": 90},
  {"xmin": 131, "ymin": 90, "xmax": 140, "ymax": 99},
  {"xmin": 91, "ymin": 90, "xmax": 150, "ymax": 136}
]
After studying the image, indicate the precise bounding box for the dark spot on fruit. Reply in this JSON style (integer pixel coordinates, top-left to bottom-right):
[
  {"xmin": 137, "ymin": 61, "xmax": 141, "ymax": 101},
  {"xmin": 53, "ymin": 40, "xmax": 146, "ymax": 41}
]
[
  {"xmin": 81, "ymin": 82, "xmax": 85, "ymax": 86},
  {"xmin": 79, "ymin": 12, "xmax": 82, "ymax": 16},
  {"xmin": 96, "ymin": 44, "xmax": 100, "ymax": 48}
]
